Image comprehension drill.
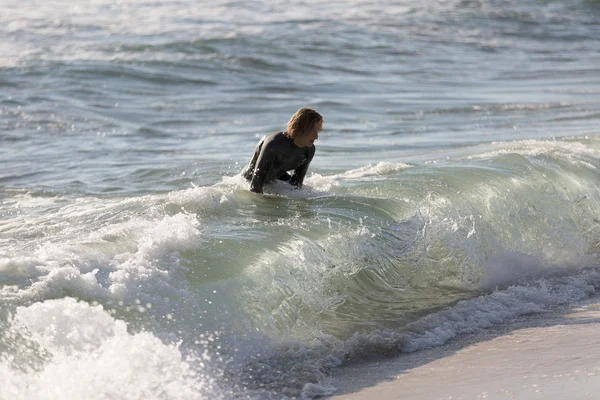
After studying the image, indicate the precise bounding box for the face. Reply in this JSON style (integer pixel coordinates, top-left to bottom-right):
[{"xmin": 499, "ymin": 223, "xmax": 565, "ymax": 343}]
[{"xmin": 298, "ymin": 120, "xmax": 322, "ymax": 147}]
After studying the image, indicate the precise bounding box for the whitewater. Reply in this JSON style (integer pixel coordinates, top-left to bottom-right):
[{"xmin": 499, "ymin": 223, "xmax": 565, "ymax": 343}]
[{"xmin": 2, "ymin": 0, "xmax": 600, "ymax": 399}]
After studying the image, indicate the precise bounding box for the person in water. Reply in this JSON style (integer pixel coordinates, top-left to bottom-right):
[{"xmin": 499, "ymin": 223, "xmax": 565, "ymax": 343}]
[{"xmin": 243, "ymin": 108, "xmax": 323, "ymax": 194}]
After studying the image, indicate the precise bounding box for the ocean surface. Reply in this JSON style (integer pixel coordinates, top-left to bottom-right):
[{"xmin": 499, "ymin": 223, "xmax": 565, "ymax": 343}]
[{"xmin": 1, "ymin": 0, "xmax": 600, "ymax": 398}]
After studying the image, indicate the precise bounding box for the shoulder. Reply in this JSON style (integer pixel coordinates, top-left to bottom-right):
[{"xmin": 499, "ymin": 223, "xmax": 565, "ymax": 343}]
[
  {"xmin": 263, "ymin": 131, "xmax": 293, "ymax": 150},
  {"xmin": 260, "ymin": 131, "xmax": 281, "ymax": 146},
  {"xmin": 263, "ymin": 131, "xmax": 284, "ymax": 140}
]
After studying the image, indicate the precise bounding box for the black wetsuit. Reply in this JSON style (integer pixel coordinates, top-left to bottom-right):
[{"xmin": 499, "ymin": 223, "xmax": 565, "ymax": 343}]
[{"xmin": 243, "ymin": 132, "xmax": 316, "ymax": 193}]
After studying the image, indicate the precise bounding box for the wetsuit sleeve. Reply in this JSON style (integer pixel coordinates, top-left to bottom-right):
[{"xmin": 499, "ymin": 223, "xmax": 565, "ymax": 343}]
[
  {"xmin": 242, "ymin": 138, "xmax": 264, "ymax": 180},
  {"xmin": 249, "ymin": 142, "xmax": 277, "ymax": 194},
  {"xmin": 290, "ymin": 146, "xmax": 315, "ymax": 188}
]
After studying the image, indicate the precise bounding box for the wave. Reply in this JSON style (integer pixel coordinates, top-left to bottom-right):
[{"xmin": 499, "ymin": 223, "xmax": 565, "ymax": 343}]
[
  {"xmin": 3, "ymin": 136, "xmax": 600, "ymax": 398},
  {"xmin": 0, "ymin": 297, "xmax": 220, "ymax": 400}
]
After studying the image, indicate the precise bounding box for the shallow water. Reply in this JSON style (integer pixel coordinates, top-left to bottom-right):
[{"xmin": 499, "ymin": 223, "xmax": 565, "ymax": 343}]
[{"xmin": 2, "ymin": 0, "xmax": 600, "ymax": 398}]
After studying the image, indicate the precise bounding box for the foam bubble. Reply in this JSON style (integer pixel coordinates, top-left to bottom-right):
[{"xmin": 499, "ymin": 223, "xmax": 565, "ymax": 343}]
[
  {"xmin": 9, "ymin": 193, "xmax": 67, "ymax": 210},
  {"xmin": 303, "ymin": 172, "xmax": 343, "ymax": 193},
  {"xmin": 340, "ymin": 269, "xmax": 600, "ymax": 359},
  {"xmin": 1, "ymin": 212, "xmax": 203, "ymax": 323},
  {"xmin": 336, "ymin": 162, "xmax": 412, "ymax": 179},
  {"xmin": 301, "ymin": 383, "xmax": 337, "ymax": 399},
  {"xmin": 0, "ymin": 297, "xmax": 219, "ymax": 400},
  {"xmin": 166, "ymin": 186, "xmax": 230, "ymax": 209},
  {"xmin": 303, "ymin": 162, "xmax": 411, "ymax": 192},
  {"xmin": 468, "ymin": 138, "xmax": 600, "ymax": 169}
]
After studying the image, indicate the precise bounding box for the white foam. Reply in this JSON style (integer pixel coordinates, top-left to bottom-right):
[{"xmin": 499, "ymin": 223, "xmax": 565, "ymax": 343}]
[
  {"xmin": 468, "ymin": 139, "xmax": 600, "ymax": 169},
  {"xmin": 0, "ymin": 297, "xmax": 218, "ymax": 400},
  {"xmin": 308, "ymin": 161, "xmax": 411, "ymax": 188},
  {"xmin": 108, "ymin": 212, "xmax": 202, "ymax": 301},
  {"xmin": 166, "ymin": 186, "xmax": 230, "ymax": 209},
  {"xmin": 285, "ymin": 162, "xmax": 412, "ymax": 194},
  {"xmin": 335, "ymin": 162, "xmax": 412, "ymax": 179},
  {"xmin": 217, "ymin": 174, "xmax": 250, "ymax": 191},
  {"xmin": 302, "ymin": 172, "xmax": 343, "ymax": 193},
  {"xmin": 0, "ymin": 257, "xmax": 46, "ymax": 280},
  {"xmin": 300, "ymin": 383, "xmax": 337, "ymax": 400},
  {"xmin": 1, "ymin": 212, "xmax": 203, "ymax": 319},
  {"xmin": 6, "ymin": 193, "xmax": 67, "ymax": 210},
  {"xmin": 342, "ymin": 269, "xmax": 600, "ymax": 359}
]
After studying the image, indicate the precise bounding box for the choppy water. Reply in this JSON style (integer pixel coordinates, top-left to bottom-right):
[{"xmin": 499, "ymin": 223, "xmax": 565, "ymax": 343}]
[{"xmin": 2, "ymin": 0, "xmax": 600, "ymax": 398}]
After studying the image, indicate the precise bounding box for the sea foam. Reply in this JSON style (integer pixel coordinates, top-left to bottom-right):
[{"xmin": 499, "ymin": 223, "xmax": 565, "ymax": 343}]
[{"xmin": 0, "ymin": 298, "xmax": 219, "ymax": 400}]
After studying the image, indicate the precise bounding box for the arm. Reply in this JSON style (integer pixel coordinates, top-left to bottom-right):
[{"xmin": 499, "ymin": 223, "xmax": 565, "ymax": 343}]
[
  {"xmin": 242, "ymin": 138, "xmax": 264, "ymax": 180},
  {"xmin": 249, "ymin": 143, "xmax": 277, "ymax": 194},
  {"xmin": 290, "ymin": 146, "xmax": 315, "ymax": 188}
]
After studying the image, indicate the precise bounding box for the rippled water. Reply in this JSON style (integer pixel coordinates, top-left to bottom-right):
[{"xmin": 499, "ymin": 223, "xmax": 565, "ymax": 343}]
[{"xmin": 2, "ymin": 0, "xmax": 600, "ymax": 398}]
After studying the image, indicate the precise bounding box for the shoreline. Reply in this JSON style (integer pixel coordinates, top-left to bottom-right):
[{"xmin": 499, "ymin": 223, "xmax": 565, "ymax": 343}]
[{"xmin": 326, "ymin": 296, "xmax": 600, "ymax": 400}]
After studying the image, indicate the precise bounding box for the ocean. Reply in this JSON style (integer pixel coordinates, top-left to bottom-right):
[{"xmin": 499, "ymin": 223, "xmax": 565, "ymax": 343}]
[{"xmin": 1, "ymin": 0, "xmax": 600, "ymax": 398}]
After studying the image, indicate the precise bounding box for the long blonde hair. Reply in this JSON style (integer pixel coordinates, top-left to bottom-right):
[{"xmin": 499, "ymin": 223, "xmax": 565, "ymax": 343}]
[{"xmin": 285, "ymin": 108, "xmax": 323, "ymax": 140}]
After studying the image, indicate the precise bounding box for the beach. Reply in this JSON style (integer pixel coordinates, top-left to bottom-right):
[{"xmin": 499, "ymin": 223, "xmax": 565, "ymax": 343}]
[
  {"xmin": 2, "ymin": 0, "xmax": 600, "ymax": 398},
  {"xmin": 328, "ymin": 297, "xmax": 600, "ymax": 400}
]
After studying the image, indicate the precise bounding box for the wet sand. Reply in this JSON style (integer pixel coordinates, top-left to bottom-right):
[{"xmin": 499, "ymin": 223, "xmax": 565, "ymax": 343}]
[{"xmin": 327, "ymin": 297, "xmax": 600, "ymax": 400}]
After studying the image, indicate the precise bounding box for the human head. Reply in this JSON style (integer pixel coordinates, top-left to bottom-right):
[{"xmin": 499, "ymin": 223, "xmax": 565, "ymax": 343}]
[{"xmin": 286, "ymin": 108, "xmax": 323, "ymax": 147}]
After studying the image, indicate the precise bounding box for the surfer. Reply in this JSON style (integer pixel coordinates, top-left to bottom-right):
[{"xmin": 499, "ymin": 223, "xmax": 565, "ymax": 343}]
[{"xmin": 242, "ymin": 108, "xmax": 323, "ymax": 194}]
